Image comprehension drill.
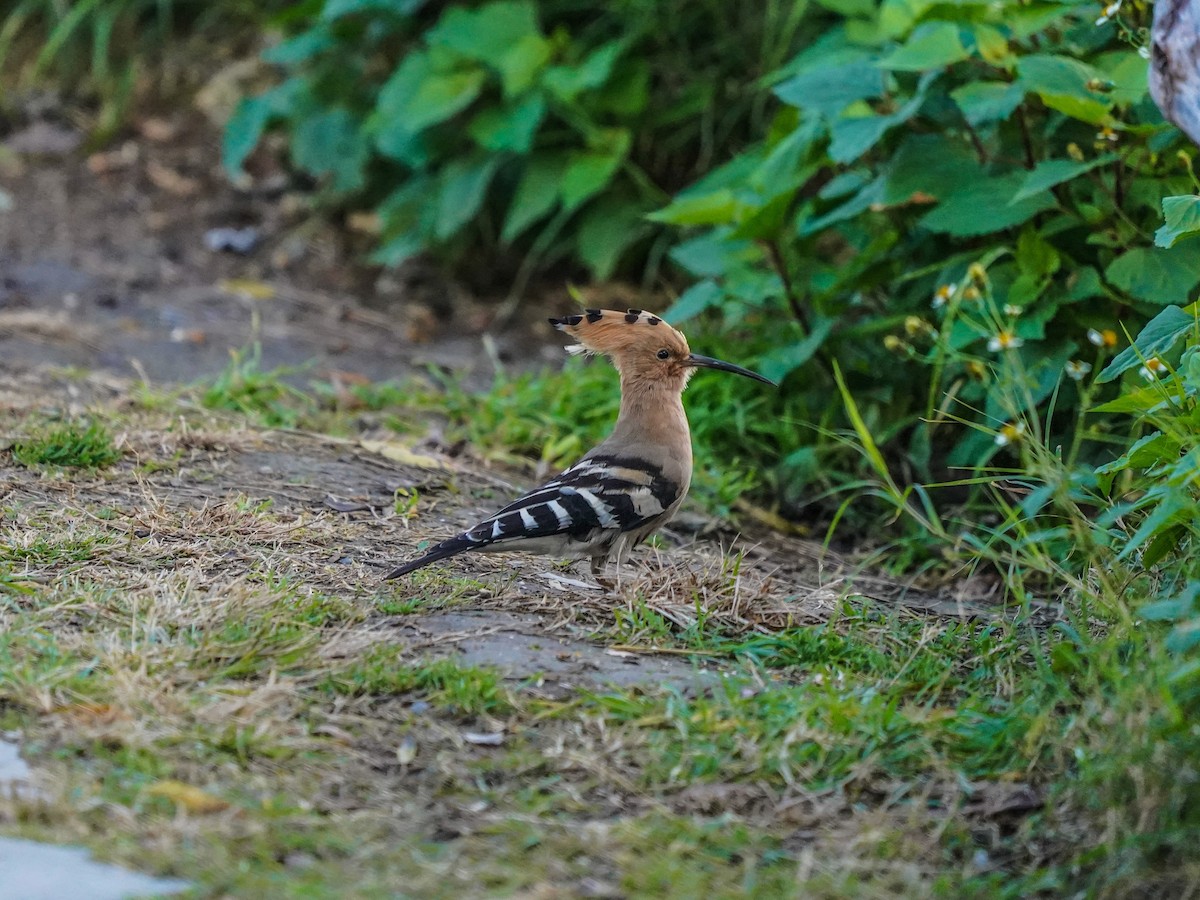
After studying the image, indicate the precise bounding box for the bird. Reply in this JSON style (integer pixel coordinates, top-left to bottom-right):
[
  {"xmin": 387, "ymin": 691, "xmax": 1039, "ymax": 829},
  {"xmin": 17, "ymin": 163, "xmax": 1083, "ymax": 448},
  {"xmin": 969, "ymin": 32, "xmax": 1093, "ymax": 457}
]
[{"xmin": 385, "ymin": 308, "xmax": 776, "ymax": 579}]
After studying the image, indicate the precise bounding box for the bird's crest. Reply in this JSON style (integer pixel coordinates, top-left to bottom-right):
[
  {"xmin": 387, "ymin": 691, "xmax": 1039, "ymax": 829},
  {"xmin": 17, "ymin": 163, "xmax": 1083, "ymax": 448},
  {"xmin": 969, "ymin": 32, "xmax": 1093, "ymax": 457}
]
[{"xmin": 548, "ymin": 308, "xmax": 688, "ymax": 358}]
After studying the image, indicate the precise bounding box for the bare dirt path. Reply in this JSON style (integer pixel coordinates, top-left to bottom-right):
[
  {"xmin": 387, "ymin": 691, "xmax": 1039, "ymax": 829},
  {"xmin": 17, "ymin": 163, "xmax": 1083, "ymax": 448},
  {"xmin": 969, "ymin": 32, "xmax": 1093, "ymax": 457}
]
[{"xmin": 0, "ymin": 112, "xmax": 561, "ymax": 389}]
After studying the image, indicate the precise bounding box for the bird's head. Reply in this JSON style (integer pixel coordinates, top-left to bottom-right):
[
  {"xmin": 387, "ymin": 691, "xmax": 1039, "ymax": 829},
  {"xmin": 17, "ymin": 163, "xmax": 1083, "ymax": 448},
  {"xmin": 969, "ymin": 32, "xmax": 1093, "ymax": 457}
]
[{"xmin": 549, "ymin": 308, "xmax": 775, "ymax": 389}]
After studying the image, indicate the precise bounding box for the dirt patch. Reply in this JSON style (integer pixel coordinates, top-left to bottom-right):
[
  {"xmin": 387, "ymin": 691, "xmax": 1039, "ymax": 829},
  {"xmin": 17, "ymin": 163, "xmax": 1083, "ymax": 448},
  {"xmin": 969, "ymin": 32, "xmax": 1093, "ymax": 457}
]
[
  {"xmin": 0, "ymin": 111, "xmax": 564, "ymax": 390},
  {"xmin": 2, "ymin": 367, "xmax": 1013, "ymax": 702}
]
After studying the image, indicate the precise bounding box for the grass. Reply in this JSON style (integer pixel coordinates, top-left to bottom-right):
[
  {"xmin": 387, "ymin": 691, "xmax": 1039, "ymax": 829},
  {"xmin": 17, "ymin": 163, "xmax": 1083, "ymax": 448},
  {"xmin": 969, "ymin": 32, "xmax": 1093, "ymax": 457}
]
[
  {"xmin": 0, "ymin": 0, "xmax": 288, "ymax": 136},
  {"xmin": 0, "ymin": 365, "xmax": 1197, "ymax": 897},
  {"xmin": 12, "ymin": 421, "xmax": 122, "ymax": 469}
]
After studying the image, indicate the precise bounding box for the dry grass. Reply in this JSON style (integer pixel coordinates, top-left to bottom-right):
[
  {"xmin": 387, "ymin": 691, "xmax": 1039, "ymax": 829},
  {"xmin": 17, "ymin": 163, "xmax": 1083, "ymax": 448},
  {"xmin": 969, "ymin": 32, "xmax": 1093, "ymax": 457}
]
[{"xmin": 2, "ymin": 367, "xmax": 1191, "ymax": 898}]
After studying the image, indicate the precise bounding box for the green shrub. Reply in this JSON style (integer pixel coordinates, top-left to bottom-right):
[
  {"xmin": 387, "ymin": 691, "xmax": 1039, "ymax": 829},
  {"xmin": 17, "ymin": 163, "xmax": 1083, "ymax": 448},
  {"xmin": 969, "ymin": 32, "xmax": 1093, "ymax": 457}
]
[
  {"xmin": 654, "ymin": 0, "xmax": 1194, "ymax": 495},
  {"xmin": 222, "ymin": 0, "xmax": 810, "ymax": 283}
]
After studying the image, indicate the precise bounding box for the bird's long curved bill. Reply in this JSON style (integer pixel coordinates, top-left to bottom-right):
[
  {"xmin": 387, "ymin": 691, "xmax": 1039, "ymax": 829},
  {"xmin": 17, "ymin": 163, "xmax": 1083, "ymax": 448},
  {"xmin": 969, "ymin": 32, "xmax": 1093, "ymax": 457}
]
[{"xmin": 686, "ymin": 354, "xmax": 776, "ymax": 386}]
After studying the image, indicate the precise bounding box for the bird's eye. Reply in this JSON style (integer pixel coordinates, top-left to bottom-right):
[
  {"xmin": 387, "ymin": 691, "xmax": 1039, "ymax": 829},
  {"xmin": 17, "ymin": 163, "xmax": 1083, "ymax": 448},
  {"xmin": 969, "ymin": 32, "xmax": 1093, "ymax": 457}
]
[{"xmin": 656, "ymin": 348, "xmax": 670, "ymax": 360}]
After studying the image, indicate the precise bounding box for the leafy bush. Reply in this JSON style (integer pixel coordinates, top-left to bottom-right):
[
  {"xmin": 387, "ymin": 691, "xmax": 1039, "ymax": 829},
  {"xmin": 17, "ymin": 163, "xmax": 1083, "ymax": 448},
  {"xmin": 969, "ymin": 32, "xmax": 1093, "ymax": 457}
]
[
  {"xmin": 1091, "ymin": 303, "xmax": 1200, "ymax": 710},
  {"xmin": 653, "ymin": 0, "xmax": 1197, "ymax": 507},
  {"xmin": 223, "ymin": 0, "xmax": 809, "ymax": 283}
]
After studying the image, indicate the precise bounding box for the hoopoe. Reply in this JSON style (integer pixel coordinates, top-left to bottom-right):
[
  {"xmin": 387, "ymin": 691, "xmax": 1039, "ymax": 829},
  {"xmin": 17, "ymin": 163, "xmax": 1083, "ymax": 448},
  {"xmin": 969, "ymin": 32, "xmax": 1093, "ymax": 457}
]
[{"xmin": 386, "ymin": 308, "xmax": 775, "ymax": 579}]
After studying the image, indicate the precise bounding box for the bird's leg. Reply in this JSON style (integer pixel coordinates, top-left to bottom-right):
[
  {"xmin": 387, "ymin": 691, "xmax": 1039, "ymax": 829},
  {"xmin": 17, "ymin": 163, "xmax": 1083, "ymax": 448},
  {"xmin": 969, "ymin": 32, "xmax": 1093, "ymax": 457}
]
[{"xmin": 590, "ymin": 555, "xmax": 619, "ymax": 592}]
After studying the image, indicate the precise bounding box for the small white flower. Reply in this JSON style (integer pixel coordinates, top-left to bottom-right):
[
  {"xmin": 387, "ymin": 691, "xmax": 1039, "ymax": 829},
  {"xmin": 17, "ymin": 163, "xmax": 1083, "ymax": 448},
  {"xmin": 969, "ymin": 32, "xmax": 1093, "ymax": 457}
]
[
  {"xmin": 1065, "ymin": 360, "xmax": 1092, "ymax": 381},
  {"xmin": 1087, "ymin": 328, "xmax": 1117, "ymax": 348},
  {"xmin": 932, "ymin": 283, "xmax": 955, "ymax": 310},
  {"xmin": 995, "ymin": 422, "xmax": 1026, "ymax": 447},
  {"xmin": 1095, "ymin": 0, "xmax": 1121, "ymax": 24},
  {"xmin": 1138, "ymin": 45, "xmax": 1151, "ymax": 60},
  {"xmin": 987, "ymin": 330, "xmax": 1024, "ymax": 352},
  {"xmin": 1140, "ymin": 357, "xmax": 1168, "ymax": 380},
  {"xmin": 1004, "ymin": 304, "xmax": 1022, "ymax": 317},
  {"xmin": 1096, "ymin": 125, "xmax": 1119, "ymax": 142}
]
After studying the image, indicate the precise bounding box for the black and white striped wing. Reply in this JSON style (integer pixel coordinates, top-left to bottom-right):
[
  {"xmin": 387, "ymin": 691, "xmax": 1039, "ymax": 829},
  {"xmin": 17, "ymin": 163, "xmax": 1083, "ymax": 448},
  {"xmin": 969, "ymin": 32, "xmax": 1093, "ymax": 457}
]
[
  {"xmin": 474, "ymin": 455, "xmax": 682, "ymax": 547},
  {"xmin": 386, "ymin": 455, "xmax": 682, "ymax": 577}
]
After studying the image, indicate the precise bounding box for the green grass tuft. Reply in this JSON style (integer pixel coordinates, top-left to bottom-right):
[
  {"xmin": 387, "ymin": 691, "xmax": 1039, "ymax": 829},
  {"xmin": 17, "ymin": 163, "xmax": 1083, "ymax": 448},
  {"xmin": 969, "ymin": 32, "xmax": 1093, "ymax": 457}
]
[
  {"xmin": 327, "ymin": 651, "xmax": 513, "ymax": 715},
  {"xmin": 12, "ymin": 421, "xmax": 121, "ymax": 469}
]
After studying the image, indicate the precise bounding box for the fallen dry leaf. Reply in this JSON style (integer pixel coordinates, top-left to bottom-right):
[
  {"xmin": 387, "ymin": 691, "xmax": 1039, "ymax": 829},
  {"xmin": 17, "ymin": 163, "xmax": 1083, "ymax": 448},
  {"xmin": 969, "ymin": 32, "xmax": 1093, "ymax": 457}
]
[
  {"xmin": 346, "ymin": 211, "xmax": 381, "ymax": 235},
  {"xmin": 146, "ymin": 160, "xmax": 200, "ymax": 197},
  {"xmin": 137, "ymin": 117, "xmax": 178, "ymax": 142},
  {"xmin": 217, "ymin": 278, "xmax": 276, "ymax": 301},
  {"xmin": 462, "ymin": 732, "xmax": 504, "ymax": 746},
  {"xmin": 359, "ymin": 440, "xmax": 447, "ymax": 471},
  {"xmin": 146, "ymin": 779, "xmax": 230, "ymax": 814}
]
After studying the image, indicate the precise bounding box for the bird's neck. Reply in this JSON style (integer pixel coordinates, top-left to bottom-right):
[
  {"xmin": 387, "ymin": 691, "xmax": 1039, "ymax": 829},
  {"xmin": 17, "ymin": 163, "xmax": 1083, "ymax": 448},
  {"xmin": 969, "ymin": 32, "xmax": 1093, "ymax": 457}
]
[{"xmin": 608, "ymin": 374, "xmax": 691, "ymax": 453}]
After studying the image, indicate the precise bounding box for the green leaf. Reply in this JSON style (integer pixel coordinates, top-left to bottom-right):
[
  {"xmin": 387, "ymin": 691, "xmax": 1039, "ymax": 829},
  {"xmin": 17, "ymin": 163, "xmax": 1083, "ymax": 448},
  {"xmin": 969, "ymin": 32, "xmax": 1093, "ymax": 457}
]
[
  {"xmin": 774, "ymin": 63, "xmax": 887, "ymax": 117},
  {"xmin": 813, "ymin": 0, "xmax": 876, "ymax": 16},
  {"xmin": 495, "ymin": 33, "xmax": 552, "ymax": 96},
  {"xmin": 1098, "ymin": 48, "xmax": 1150, "ymax": 106},
  {"xmin": 921, "ymin": 171, "xmax": 1057, "ymax": 236},
  {"xmin": 542, "ymin": 40, "xmax": 629, "ymax": 101},
  {"xmin": 375, "ymin": 52, "xmax": 486, "ymax": 133},
  {"xmin": 879, "ymin": 0, "xmax": 936, "ymax": 39},
  {"xmin": 1039, "ymin": 94, "xmax": 1113, "ymax": 124},
  {"xmin": 1166, "ymin": 620, "xmax": 1200, "ymax": 654},
  {"xmin": 828, "ymin": 74, "xmax": 933, "ymax": 163},
  {"xmin": 665, "ymin": 279, "xmax": 723, "ymax": 321},
  {"xmin": 950, "ymin": 81, "xmax": 1024, "ymax": 127},
  {"xmin": 750, "ymin": 117, "xmax": 823, "ymax": 193},
  {"xmin": 223, "ymin": 95, "xmax": 273, "ymax": 177},
  {"xmin": 435, "ymin": 155, "xmax": 500, "ymax": 239},
  {"xmin": 575, "ymin": 197, "xmax": 646, "ymax": 279},
  {"xmin": 501, "ymin": 153, "xmax": 567, "ymax": 243},
  {"xmin": 1095, "ymin": 431, "xmax": 1170, "ymax": 474},
  {"xmin": 1011, "ymin": 155, "xmax": 1116, "ymax": 203},
  {"xmin": 373, "ymin": 176, "xmax": 435, "ymax": 266},
  {"xmin": 1154, "ymin": 195, "xmax": 1200, "ymax": 249},
  {"xmin": 468, "ymin": 92, "xmax": 546, "ymax": 153},
  {"xmin": 649, "ymin": 190, "xmax": 741, "ymax": 226},
  {"xmin": 1098, "ymin": 305, "xmax": 1196, "ymax": 382},
  {"xmin": 1016, "ymin": 228, "xmax": 1060, "ymax": 279},
  {"xmin": 222, "ymin": 81, "xmax": 303, "ymax": 176},
  {"xmin": 758, "ymin": 318, "xmax": 835, "ymax": 382},
  {"xmin": 373, "ymin": 121, "xmax": 429, "ymax": 167},
  {"xmin": 322, "ymin": 0, "xmax": 424, "ymax": 20},
  {"xmin": 560, "ymin": 133, "xmax": 630, "ymax": 211},
  {"xmin": 405, "ymin": 69, "xmax": 487, "ymax": 131},
  {"xmin": 971, "ymin": 24, "xmax": 1014, "ymax": 65},
  {"xmin": 425, "ymin": 1, "xmax": 540, "ymax": 63},
  {"xmin": 1090, "ymin": 384, "xmax": 1172, "ymax": 413},
  {"xmin": 669, "ymin": 231, "xmax": 758, "ymax": 278},
  {"xmin": 1140, "ymin": 595, "xmax": 1195, "ymax": 622},
  {"xmin": 1105, "ymin": 248, "xmax": 1200, "ymax": 306},
  {"xmin": 262, "ymin": 29, "xmax": 333, "ymax": 65},
  {"xmin": 291, "ymin": 107, "xmax": 369, "ymax": 193},
  {"xmin": 877, "ymin": 22, "xmax": 968, "ymax": 72},
  {"xmin": 1118, "ymin": 493, "xmax": 1190, "ymax": 561},
  {"xmin": 595, "ymin": 64, "xmax": 650, "ymax": 117},
  {"xmin": 371, "ymin": 232, "xmax": 427, "ymax": 267},
  {"xmin": 1018, "ymin": 54, "xmax": 1112, "ymax": 124},
  {"xmin": 1018, "ymin": 54, "xmax": 1104, "ymax": 96}
]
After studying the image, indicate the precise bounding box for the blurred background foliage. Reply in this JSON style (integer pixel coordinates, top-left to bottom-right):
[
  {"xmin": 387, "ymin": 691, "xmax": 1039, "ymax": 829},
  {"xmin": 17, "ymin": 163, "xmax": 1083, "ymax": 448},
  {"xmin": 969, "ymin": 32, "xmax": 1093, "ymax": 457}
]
[{"xmin": 213, "ymin": 0, "xmax": 1200, "ymax": 525}]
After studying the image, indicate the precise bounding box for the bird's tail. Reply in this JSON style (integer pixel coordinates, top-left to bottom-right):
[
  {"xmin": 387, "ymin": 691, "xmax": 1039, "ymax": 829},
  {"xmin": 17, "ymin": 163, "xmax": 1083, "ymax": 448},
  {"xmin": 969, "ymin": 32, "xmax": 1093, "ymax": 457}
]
[{"xmin": 385, "ymin": 537, "xmax": 473, "ymax": 579}]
